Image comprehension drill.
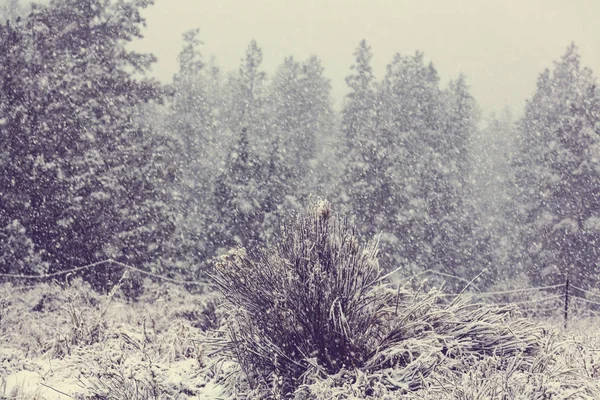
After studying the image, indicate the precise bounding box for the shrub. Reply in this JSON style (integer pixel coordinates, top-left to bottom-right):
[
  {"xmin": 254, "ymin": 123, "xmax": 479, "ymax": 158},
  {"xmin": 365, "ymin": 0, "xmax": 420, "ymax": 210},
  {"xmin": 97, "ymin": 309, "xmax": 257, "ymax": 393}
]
[
  {"xmin": 211, "ymin": 201, "xmax": 391, "ymax": 395},
  {"xmin": 211, "ymin": 202, "xmax": 570, "ymax": 398}
]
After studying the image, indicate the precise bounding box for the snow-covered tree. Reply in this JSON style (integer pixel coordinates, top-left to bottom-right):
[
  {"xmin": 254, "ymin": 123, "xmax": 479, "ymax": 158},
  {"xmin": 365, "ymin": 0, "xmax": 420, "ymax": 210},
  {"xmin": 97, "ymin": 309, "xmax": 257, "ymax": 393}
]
[
  {"xmin": 341, "ymin": 40, "xmax": 377, "ymax": 147},
  {"xmin": 205, "ymin": 40, "xmax": 272, "ymax": 255},
  {"xmin": 164, "ymin": 29, "xmax": 224, "ymax": 270},
  {"xmin": 268, "ymin": 55, "xmax": 334, "ymax": 201},
  {"xmin": 436, "ymin": 74, "xmax": 491, "ymax": 282},
  {"xmin": 211, "ymin": 128, "xmax": 264, "ymax": 253},
  {"xmin": 472, "ymin": 109, "xmax": 517, "ymax": 216},
  {"xmin": 0, "ymin": 0, "xmax": 179, "ymax": 290},
  {"xmin": 222, "ymin": 40, "xmax": 269, "ymax": 155},
  {"xmin": 339, "ymin": 48, "xmax": 487, "ymax": 284},
  {"xmin": 513, "ymin": 44, "xmax": 600, "ymax": 288},
  {"xmin": 471, "ymin": 110, "xmax": 522, "ymax": 281},
  {"xmin": 340, "ymin": 41, "xmax": 391, "ymax": 240},
  {"xmin": 374, "ymin": 52, "xmax": 444, "ymax": 272},
  {"xmin": 268, "ymin": 57, "xmax": 304, "ymax": 184},
  {"xmin": 170, "ymin": 29, "xmax": 223, "ymax": 179},
  {"xmin": 0, "ymin": 219, "xmax": 47, "ymax": 277}
]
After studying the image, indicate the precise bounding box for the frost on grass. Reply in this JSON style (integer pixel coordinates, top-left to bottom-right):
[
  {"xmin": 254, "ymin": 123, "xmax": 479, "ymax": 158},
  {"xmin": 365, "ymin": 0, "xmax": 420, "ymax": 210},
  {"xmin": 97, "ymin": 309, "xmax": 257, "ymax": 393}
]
[
  {"xmin": 1, "ymin": 239, "xmax": 600, "ymax": 400},
  {"xmin": 3, "ymin": 207, "xmax": 600, "ymax": 400},
  {"xmin": 211, "ymin": 203, "xmax": 600, "ymax": 399},
  {"xmin": 0, "ymin": 279, "xmax": 219, "ymax": 399}
]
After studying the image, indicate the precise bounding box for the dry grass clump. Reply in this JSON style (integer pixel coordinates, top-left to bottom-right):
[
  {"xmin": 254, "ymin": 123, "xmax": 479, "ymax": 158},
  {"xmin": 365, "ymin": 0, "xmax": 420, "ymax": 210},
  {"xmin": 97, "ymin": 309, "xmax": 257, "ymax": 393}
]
[
  {"xmin": 303, "ymin": 332, "xmax": 600, "ymax": 399},
  {"xmin": 0, "ymin": 279, "xmax": 105, "ymax": 358},
  {"xmin": 295, "ymin": 299, "xmax": 600, "ymax": 399},
  {"xmin": 210, "ymin": 202, "xmax": 584, "ymax": 399},
  {"xmin": 212, "ymin": 201, "xmax": 391, "ymax": 395}
]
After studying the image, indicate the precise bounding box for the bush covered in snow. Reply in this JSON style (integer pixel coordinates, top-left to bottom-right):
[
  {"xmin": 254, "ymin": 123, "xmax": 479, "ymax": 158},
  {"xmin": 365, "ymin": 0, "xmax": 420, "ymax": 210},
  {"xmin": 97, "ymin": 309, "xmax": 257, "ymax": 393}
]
[
  {"xmin": 212, "ymin": 201, "xmax": 389, "ymax": 395},
  {"xmin": 211, "ymin": 203, "xmax": 600, "ymax": 399}
]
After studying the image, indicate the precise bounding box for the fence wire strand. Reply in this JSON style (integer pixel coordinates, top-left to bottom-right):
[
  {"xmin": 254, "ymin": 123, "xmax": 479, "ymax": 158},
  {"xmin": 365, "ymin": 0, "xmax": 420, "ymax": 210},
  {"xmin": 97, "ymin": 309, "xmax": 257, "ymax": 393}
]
[
  {"xmin": 571, "ymin": 285, "xmax": 600, "ymax": 300},
  {"xmin": 570, "ymin": 295, "xmax": 600, "ymax": 307},
  {"xmin": 0, "ymin": 260, "xmax": 113, "ymax": 279},
  {"xmin": 472, "ymin": 284, "xmax": 565, "ymax": 297},
  {"xmin": 3, "ymin": 264, "xmax": 600, "ymax": 324},
  {"xmin": 495, "ymin": 295, "xmax": 564, "ymax": 307},
  {"xmin": 0, "ymin": 259, "xmax": 205, "ymax": 286},
  {"xmin": 569, "ymin": 306, "xmax": 600, "ymax": 317}
]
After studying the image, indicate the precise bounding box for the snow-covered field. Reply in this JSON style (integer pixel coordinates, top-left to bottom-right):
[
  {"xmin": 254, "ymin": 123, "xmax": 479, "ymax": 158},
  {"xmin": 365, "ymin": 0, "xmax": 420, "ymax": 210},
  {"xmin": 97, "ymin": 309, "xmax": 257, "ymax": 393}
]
[
  {"xmin": 3, "ymin": 279, "xmax": 600, "ymax": 399},
  {"xmin": 0, "ymin": 280, "xmax": 227, "ymax": 399}
]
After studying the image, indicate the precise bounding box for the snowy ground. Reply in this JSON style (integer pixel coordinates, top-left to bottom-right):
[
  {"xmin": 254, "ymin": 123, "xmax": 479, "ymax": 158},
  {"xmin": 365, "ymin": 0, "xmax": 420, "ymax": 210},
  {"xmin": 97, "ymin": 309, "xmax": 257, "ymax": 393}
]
[
  {"xmin": 0, "ymin": 280, "xmax": 227, "ymax": 399},
  {"xmin": 2, "ymin": 280, "xmax": 600, "ymax": 399}
]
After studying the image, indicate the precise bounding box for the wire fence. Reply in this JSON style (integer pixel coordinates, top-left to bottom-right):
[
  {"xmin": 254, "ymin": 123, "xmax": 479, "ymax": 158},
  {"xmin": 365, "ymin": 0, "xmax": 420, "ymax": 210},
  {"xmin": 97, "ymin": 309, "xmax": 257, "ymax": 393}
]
[
  {"xmin": 0, "ymin": 259, "xmax": 206, "ymax": 286},
  {"xmin": 405, "ymin": 270, "xmax": 600, "ymax": 328},
  {"xmin": 1, "ymin": 261, "xmax": 599, "ymax": 329}
]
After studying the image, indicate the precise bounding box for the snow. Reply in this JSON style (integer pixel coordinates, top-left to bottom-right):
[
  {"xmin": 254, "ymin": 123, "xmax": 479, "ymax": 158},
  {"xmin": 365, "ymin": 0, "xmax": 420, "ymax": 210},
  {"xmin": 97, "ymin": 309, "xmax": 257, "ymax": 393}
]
[
  {"xmin": 1, "ymin": 1, "xmax": 600, "ymax": 398},
  {"xmin": 3, "ymin": 363, "xmax": 79, "ymax": 399}
]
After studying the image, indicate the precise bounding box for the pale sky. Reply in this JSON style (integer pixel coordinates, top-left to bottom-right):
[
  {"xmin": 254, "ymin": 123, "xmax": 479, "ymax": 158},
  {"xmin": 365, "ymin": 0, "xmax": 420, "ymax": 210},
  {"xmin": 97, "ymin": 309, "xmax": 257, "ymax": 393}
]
[{"xmin": 131, "ymin": 0, "xmax": 600, "ymax": 116}]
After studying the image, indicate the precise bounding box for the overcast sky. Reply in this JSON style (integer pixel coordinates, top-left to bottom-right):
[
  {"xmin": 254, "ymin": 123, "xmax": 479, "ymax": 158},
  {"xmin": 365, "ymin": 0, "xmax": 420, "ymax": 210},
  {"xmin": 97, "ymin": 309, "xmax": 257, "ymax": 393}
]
[{"xmin": 131, "ymin": 0, "xmax": 600, "ymax": 117}]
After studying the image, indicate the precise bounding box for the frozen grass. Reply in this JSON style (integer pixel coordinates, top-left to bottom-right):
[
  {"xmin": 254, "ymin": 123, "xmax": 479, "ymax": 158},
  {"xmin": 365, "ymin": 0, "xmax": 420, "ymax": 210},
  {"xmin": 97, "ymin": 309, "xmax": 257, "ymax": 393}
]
[
  {"xmin": 0, "ymin": 279, "xmax": 223, "ymax": 399},
  {"xmin": 3, "ymin": 207, "xmax": 600, "ymax": 399},
  {"xmin": 210, "ymin": 203, "xmax": 600, "ymax": 399},
  {"xmin": 295, "ymin": 298, "xmax": 600, "ymax": 399},
  {"xmin": 3, "ymin": 280, "xmax": 600, "ymax": 399}
]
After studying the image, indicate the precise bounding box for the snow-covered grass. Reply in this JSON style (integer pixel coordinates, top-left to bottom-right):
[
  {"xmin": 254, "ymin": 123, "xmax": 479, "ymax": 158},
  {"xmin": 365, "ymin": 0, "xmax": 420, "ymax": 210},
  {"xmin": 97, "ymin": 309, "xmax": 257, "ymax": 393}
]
[
  {"xmin": 2, "ymin": 278, "xmax": 600, "ymax": 399},
  {"xmin": 206, "ymin": 203, "xmax": 600, "ymax": 399},
  {"xmin": 2, "ymin": 205, "xmax": 600, "ymax": 399},
  {"xmin": 0, "ymin": 279, "xmax": 226, "ymax": 399}
]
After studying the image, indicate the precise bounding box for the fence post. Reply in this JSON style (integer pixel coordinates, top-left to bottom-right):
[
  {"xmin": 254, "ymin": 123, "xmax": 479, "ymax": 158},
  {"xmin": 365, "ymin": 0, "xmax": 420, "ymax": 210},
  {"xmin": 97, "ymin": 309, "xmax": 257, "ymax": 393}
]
[{"xmin": 563, "ymin": 275, "xmax": 569, "ymax": 330}]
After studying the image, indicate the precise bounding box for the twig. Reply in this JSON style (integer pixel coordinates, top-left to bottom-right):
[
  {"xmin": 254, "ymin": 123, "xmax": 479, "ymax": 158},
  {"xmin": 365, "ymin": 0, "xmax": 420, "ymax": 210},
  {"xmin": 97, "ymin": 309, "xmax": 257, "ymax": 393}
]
[
  {"xmin": 40, "ymin": 382, "xmax": 73, "ymax": 398},
  {"xmin": 458, "ymin": 269, "xmax": 487, "ymax": 297}
]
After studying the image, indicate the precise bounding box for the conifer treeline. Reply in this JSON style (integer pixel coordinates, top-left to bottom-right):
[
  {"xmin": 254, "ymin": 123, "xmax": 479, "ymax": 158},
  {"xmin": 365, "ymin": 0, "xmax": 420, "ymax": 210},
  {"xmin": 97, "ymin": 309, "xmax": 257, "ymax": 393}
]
[{"xmin": 1, "ymin": 0, "xmax": 599, "ymax": 292}]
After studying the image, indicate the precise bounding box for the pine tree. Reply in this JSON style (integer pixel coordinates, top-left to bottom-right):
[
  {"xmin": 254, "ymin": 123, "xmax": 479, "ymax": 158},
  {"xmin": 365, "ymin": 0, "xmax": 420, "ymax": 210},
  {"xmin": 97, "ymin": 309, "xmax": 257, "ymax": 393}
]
[
  {"xmin": 513, "ymin": 44, "xmax": 600, "ymax": 288},
  {"xmin": 259, "ymin": 136, "xmax": 296, "ymax": 244},
  {"xmin": 341, "ymin": 40, "xmax": 377, "ymax": 147},
  {"xmin": 269, "ymin": 55, "xmax": 333, "ymax": 198},
  {"xmin": 170, "ymin": 29, "xmax": 223, "ymax": 178},
  {"xmin": 341, "ymin": 49, "xmax": 486, "ymax": 284},
  {"xmin": 172, "ymin": 29, "xmax": 207, "ymax": 169},
  {"xmin": 269, "ymin": 56, "xmax": 303, "ymax": 179},
  {"xmin": 472, "ymin": 110, "xmax": 521, "ymax": 281},
  {"xmin": 165, "ymin": 29, "xmax": 224, "ymax": 271},
  {"xmin": 378, "ymin": 52, "xmax": 442, "ymax": 134},
  {"xmin": 223, "ymin": 40, "xmax": 269, "ymax": 156},
  {"xmin": 435, "ymin": 74, "xmax": 491, "ymax": 283},
  {"xmin": 205, "ymin": 40, "xmax": 271, "ymax": 256},
  {"xmin": 211, "ymin": 128, "xmax": 264, "ymax": 253},
  {"xmin": 296, "ymin": 56, "xmax": 333, "ymax": 165},
  {"xmin": 374, "ymin": 52, "xmax": 444, "ymax": 271},
  {"xmin": 0, "ymin": 0, "xmax": 179, "ymax": 290},
  {"xmin": 340, "ymin": 40, "xmax": 389, "ymax": 241},
  {"xmin": 472, "ymin": 109, "xmax": 517, "ymax": 216}
]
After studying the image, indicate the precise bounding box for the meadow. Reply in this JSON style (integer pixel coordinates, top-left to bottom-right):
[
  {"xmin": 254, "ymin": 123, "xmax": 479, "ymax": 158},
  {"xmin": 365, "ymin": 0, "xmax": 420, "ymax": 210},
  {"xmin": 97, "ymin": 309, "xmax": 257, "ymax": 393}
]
[
  {"xmin": 3, "ymin": 207, "xmax": 600, "ymax": 400},
  {"xmin": 3, "ymin": 279, "xmax": 600, "ymax": 399}
]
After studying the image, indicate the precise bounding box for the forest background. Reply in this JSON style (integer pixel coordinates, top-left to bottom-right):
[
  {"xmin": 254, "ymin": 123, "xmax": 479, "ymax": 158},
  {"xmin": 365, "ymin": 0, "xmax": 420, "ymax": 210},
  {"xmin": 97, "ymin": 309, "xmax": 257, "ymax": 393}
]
[{"xmin": 1, "ymin": 0, "xmax": 600, "ymax": 298}]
